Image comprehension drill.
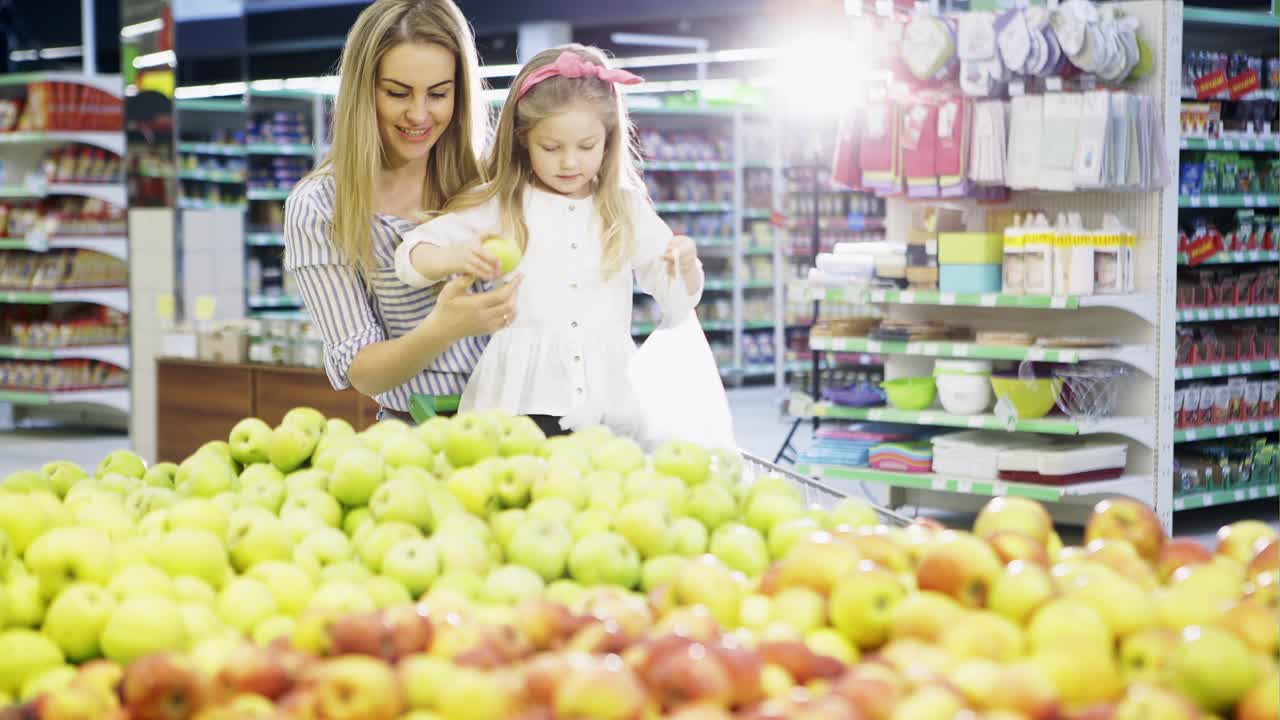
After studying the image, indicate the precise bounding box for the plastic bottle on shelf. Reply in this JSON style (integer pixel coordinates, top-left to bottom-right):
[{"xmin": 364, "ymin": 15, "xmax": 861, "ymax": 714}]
[{"xmin": 1003, "ymin": 213, "xmax": 1025, "ymax": 295}]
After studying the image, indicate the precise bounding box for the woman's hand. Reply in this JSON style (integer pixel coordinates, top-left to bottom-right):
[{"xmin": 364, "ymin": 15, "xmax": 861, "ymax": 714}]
[{"xmin": 431, "ymin": 273, "xmax": 521, "ymax": 340}]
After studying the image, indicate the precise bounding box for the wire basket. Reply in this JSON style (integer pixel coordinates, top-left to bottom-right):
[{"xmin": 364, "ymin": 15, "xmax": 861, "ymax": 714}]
[{"xmin": 1053, "ymin": 361, "xmax": 1129, "ymax": 421}]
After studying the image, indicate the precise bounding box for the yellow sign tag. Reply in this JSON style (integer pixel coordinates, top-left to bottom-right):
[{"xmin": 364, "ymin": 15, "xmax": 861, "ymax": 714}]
[
  {"xmin": 195, "ymin": 295, "xmax": 217, "ymax": 321},
  {"xmin": 155, "ymin": 293, "xmax": 175, "ymax": 320}
]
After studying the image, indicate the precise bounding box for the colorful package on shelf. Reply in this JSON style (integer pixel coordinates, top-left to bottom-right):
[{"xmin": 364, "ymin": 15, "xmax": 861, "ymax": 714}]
[
  {"xmin": 43, "ymin": 146, "xmax": 123, "ymax": 184},
  {"xmin": 0, "ymin": 358, "xmax": 126, "ymax": 391},
  {"xmin": 1175, "ymin": 437, "xmax": 1276, "ymax": 496},
  {"xmin": 997, "ymin": 439, "xmax": 1127, "ymax": 484},
  {"xmin": 860, "ymin": 101, "xmax": 901, "ymax": 194},
  {"xmin": 12, "ymin": 82, "xmax": 123, "ymax": 132},
  {"xmin": 869, "ymin": 441, "xmax": 933, "ymax": 472},
  {"xmin": 902, "ymin": 102, "xmax": 940, "ymax": 198}
]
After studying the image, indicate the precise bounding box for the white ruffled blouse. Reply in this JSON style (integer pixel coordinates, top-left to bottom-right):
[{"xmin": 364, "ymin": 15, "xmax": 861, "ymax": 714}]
[{"xmin": 394, "ymin": 185, "xmax": 703, "ymax": 432}]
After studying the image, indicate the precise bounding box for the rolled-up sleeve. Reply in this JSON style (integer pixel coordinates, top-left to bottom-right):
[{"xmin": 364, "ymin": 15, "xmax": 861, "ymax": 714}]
[
  {"xmin": 284, "ymin": 176, "xmax": 385, "ymax": 392},
  {"xmin": 394, "ymin": 199, "xmax": 502, "ymax": 287}
]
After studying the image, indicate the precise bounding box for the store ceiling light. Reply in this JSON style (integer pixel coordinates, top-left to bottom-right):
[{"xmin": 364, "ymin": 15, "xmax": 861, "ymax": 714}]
[
  {"xmin": 133, "ymin": 50, "xmax": 177, "ymax": 69},
  {"xmin": 121, "ymin": 18, "xmax": 165, "ymax": 39}
]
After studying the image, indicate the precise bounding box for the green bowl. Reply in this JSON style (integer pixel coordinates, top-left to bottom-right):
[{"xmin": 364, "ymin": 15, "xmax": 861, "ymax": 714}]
[
  {"xmin": 881, "ymin": 377, "xmax": 937, "ymax": 411},
  {"xmin": 989, "ymin": 376, "xmax": 1062, "ymax": 419}
]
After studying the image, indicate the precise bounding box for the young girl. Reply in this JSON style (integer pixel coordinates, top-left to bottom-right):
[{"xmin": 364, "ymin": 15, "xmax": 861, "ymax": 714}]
[{"xmin": 394, "ymin": 44, "xmax": 704, "ymax": 438}]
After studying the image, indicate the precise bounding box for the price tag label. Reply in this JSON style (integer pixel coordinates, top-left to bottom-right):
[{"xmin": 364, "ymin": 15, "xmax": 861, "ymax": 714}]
[
  {"xmin": 155, "ymin": 293, "xmax": 175, "ymax": 320},
  {"xmin": 1202, "ymin": 493, "xmax": 1214, "ymax": 506},
  {"xmin": 1189, "ymin": 196, "xmax": 1203, "ymax": 208},
  {"xmin": 920, "ymin": 342, "xmax": 939, "ymax": 355},
  {"xmin": 1222, "ymin": 140, "xmax": 1235, "ymax": 150},
  {"xmin": 939, "ymin": 292, "xmax": 956, "ymax": 305},
  {"xmin": 1228, "ymin": 363, "xmax": 1240, "ymax": 375},
  {"xmin": 1248, "ymin": 487, "xmax": 1261, "ymax": 499},
  {"xmin": 1185, "ymin": 430, "xmax": 1199, "ymax": 441},
  {"xmin": 1207, "ymin": 195, "xmax": 1219, "ymax": 207},
  {"xmin": 1249, "ymin": 422, "xmax": 1260, "ymax": 433},
  {"xmin": 899, "ymin": 291, "xmax": 916, "ymax": 304},
  {"xmin": 980, "ymin": 294, "xmax": 998, "ymax": 307},
  {"xmin": 931, "ymin": 477, "xmax": 948, "ymax": 491},
  {"xmin": 866, "ymin": 340, "xmax": 882, "ymax": 353},
  {"xmin": 1216, "ymin": 425, "xmax": 1229, "ymax": 437},
  {"xmin": 1234, "ymin": 490, "xmax": 1246, "ymax": 502},
  {"xmin": 956, "ymin": 479, "xmax": 973, "ymax": 493},
  {"xmin": 194, "ymin": 295, "xmax": 217, "ymax": 321},
  {"xmin": 967, "ymin": 417, "xmax": 987, "ymax": 428},
  {"xmin": 918, "ymin": 413, "xmax": 937, "ymax": 425},
  {"xmin": 953, "ymin": 345, "xmax": 970, "ymax": 357},
  {"xmin": 1050, "ymin": 296, "xmax": 1068, "ymax": 308},
  {"xmin": 1212, "ymin": 308, "xmax": 1226, "ymax": 320}
]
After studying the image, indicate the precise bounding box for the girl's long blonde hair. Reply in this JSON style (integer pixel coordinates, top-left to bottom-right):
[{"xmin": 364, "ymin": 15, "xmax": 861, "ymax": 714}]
[
  {"xmin": 312, "ymin": 0, "xmax": 488, "ymax": 276},
  {"xmin": 448, "ymin": 44, "xmax": 645, "ymax": 276}
]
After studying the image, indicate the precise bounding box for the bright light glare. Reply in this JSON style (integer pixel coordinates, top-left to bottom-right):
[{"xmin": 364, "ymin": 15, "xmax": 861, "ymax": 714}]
[
  {"xmin": 133, "ymin": 50, "xmax": 176, "ymax": 69},
  {"xmin": 773, "ymin": 21, "xmax": 866, "ymax": 120},
  {"xmin": 121, "ymin": 18, "xmax": 164, "ymax": 39}
]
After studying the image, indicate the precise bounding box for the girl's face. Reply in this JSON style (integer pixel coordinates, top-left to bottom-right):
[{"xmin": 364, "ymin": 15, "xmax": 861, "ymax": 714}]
[
  {"xmin": 527, "ymin": 100, "xmax": 607, "ymax": 199},
  {"xmin": 375, "ymin": 42, "xmax": 456, "ymax": 169}
]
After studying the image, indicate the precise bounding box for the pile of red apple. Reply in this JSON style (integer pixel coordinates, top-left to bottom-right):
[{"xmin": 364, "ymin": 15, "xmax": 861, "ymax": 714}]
[{"xmin": 0, "ymin": 408, "xmax": 1275, "ymax": 720}]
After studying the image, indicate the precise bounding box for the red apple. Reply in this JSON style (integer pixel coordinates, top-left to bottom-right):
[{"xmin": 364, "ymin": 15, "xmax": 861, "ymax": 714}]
[
  {"xmin": 211, "ymin": 644, "xmax": 295, "ymax": 701},
  {"xmin": 642, "ymin": 640, "xmax": 735, "ymax": 710},
  {"xmin": 1086, "ymin": 538, "xmax": 1159, "ymax": 588},
  {"xmin": 915, "ymin": 531, "xmax": 1003, "ymax": 607},
  {"xmin": 1113, "ymin": 683, "xmax": 1199, "ymax": 720},
  {"xmin": 1085, "ymin": 498, "xmax": 1166, "ymax": 563},
  {"xmin": 31, "ymin": 685, "xmax": 119, "ymax": 720},
  {"xmin": 1217, "ymin": 521, "xmax": 1278, "ymax": 565},
  {"xmin": 710, "ymin": 636, "xmax": 764, "ymax": 708},
  {"xmin": 554, "ymin": 653, "xmax": 649, "ymax": 719},
  {"xmin": 1219, "ymin": 600, "xmax": 1280, "ymax": 655},
  {"xmin": 303, "ymin": 655, "xmax": 402, "ymax": 720},
  {"xmin": 1157, "ymin": 538, "xmax": 1213, "ymax": 583},
  {"xmin": 1244, "ymin": 570, "xmax": 1279, "ymax": 608},
  {"xmin": 119, "ymin": 653, "xmax": 210, "ymax": 720},
  {"xmin": 985, "ymin": 531, "xmax": 1050, "ymax": 568},
  {"xmin": 831, "ymin": 662, "xmax": 903, "ymax": 720},
  {"xmin": 1246, "ymin": 538, "xmax": 1278, "ymax": 581},
  {"xmin": 974, "ymin": 497, "xmax": 1053, "ymax": 546},
  {"xmin": 833, "ymin": 527, "xmax": 911, "ymax": 573},
  {"xmin": 755, "ymin": 641, "xmax": 846, "ymax": 685}
]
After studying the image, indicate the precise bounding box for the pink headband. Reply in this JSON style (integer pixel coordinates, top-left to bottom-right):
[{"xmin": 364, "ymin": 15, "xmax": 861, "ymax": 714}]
[{"xmin": 516, "ymin": 51, "xmax": 644, "ymax": 100}]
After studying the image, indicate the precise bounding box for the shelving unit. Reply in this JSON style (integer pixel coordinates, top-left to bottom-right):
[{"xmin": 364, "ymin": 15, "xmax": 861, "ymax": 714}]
[{"xmin": 0, "ymin": 72, "xmax": 131, "ymax": 425}]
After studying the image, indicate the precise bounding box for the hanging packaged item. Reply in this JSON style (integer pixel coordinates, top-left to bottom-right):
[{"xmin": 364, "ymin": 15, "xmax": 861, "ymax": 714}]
[
  {"xmin": 1073, "ymin": 90, "xmax": 1111, "ymax": 188},
  {"xmin": 903, "ymin": 102, "xmax": 940, "ymax": 198},
  {"xmin": 901, "ymin": 13, "xmax": 958, "ymax": 83},
  {"xmin": 1006, "ymin": 95, "xmax": 1042, "ymax": 190},
  {"xmin": 968, "ymin": 99, "xmax": 1007, "ymax": 186},
  {"xmin": 937, "ymin": 97, "xmax": 971, "ymax": 196},
  {"xmin": 1040, "ymin": 93, "xmax": 1083, "ymax": 191},
  {"xmin": 860, "ymin": 101, "xmax": 901, "ymax": 194},
  {"xmin": 958, "ymin": 12, "xmax": 1006, "ymax": 97}
]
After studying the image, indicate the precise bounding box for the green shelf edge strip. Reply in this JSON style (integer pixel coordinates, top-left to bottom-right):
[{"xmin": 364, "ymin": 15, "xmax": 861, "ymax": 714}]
[
  {"xmin": 1173, "ymin": 483, "xmax": 1279, "ymax": 511},
  {"xmin": 814, "ymin": 403, "xmax": 1079, "ymax": 435},
  {"xmin": 178, "ymin": 170, "xmax": 246, "ymax": 183},
  {"xmin": 795, "ymin": 464, "xmax": 1068, "ymax": 502},
  {"xmin": 1175, "ymin": 360, "xmax": 1280, "ymax": 380},
  {"xmin": 1180, "ymin": 136, "xmax": 1280, "ymax": 151},
  {"xmin": 810, "ymin": 336, "xmax": 1082, "ymax": 363},
  {"xmin": 246, "ymin": 233, "xmax": 285, "ymax": 246},
  {"xmin": 642, "ymin": 161, "xmax": 733, "ymax": 171},
  {"xmin": 1177, "ymin": 250, "xmax": 1280, "ymax": 265},
  {"xmin": 177, "ymin": 143, "xmax": 244, "ymax": 157},
  {"xmin": 1174, "ymin": 419, "xmax": 1279, "ymax": 443},
  {"xmin": 1183, "ymin": 6, "xmax": 1280, "ymax": 27},
  {"xmin": 819, "ymin": 287, "xmax": 1082, "ymax": 309},
  {"xmin": 1176, "ymin": 305, "xmax": 1280, "ymax": 322},
  {"xmin": 1178, "ymin": 194, "xmax": 1280, "ymax": 208},
  {"xmin": 654, "ymin": 202, "xmax": 732, "ymax": 213},
  {"xmin": 248, "ymin": 189, "xmax": 292, "ymax": 200},
  {"xmin": 244, "ymin": 143, "xmax": 315, "ymax": 156}
]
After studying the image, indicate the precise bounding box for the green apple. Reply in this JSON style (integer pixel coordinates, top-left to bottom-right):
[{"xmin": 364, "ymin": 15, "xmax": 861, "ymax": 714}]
[
  {"xmin": 673, "ymin": 554, "xmax": 741, "ymax": 627},
  {"xmin": 641, "ymin": 555, "xmax": 686, "ymax": 592},
  {"xmin": 369, "ymin": 477, "xmax": 433, "ymax": 530},
  {"xmin": 381, "ymin": 537, "xmax": 440, "ymax": 597},
  {"xmin": 772, "ymin": 587, "xmax": 826, "ymax": 634},
  {"xmin": 431, "ymin": 571, "xmax": 484, "ymax": 600},
  {"xmin": 545, "ymin": 579, "xmax": 587, "ymax": 607},
  {"xmin": 399, "ymin": 653, "xmax": 455, "ymax": 710},
  {"xmin": 357, "ymin": 521, "xmax": 422, "ymax": 573},
  {"xmin": 268, "ymin": 424, "xmax": 319, "ymax": 473},
  {"xmin": 614, "ymin": 499, "xmax": 672, "ymax": 559},
  {"xmin": 586, "ymin": 470, "xmax": 625, "ymax": 512},
  {"xmin": 447, "ymin": 466, "xmax": 497, "ymax": 517},
  {"xmin": 326, "ymin": 417, "xmax": 355, "ymax": 438},
  {"xmin": 625, "ymin": 469, "xmax": 688, "ymax": 516},
  {"xmin": 320, "ymin": 561, "xmax": 373, "ymax": 584},
  {"xmin": 96, "ymin": 450, "xmax": 147, "ymax": 480},
  {"xmin": 174, "ymin": 453, "xmax": 235, "ymax": 497},
  {"xmin": 312, "ymin": 435, "xmax": 362, "ymax": 474},
  {"xmin": 3, "ymin": 572, "xmax": 45, "ymax": 628},
  {"xmin": 227, "ymin": 513, "xmax": 294, "ymax": 572},
  {"xmin": 295, "ymin": 526, "xmax": 354, "ymax": 573},
  {"xmin": 590, "ymin": 437, "xmax": 646, "ymax": 475},
  {"xmin": 709, "ymin": 523, "xmax": 770, "ymax": 577},
  {"xmin": 528, "ymin": 497, "xmax": 576, "ymax": 525},
  {"xmin": 180, "ymin": 601, "xmax": 224, "ymax": 645},
  {"xmin": 108, "ymin": 563, "xmax": 176, "ymax": 600},
  {"xmin": 329, "ymin": 447, "xmax": 386, "ymax": 506},
  {"xmin": 282, "ymin": 509, "xmax": 330, "ymax": 543},
  {"xmin": 0, "ymin": 629, "xmax": 65, "ymax": 695},
  {"xmin": 343, "ymin": 507, "xmax": 374, "ymax": 537},
  {"xmin": 281, "ymin": 488, "xmax": 343, "ymax": 528},
  {"xmin": 70, "ymin": 498, "xmax": 133, "ymax": 540},
  {"xmin": 239, "ymin": 480, "xmax": 286, "ymax": 513},
  {"xmin": 166, "ymin": 497, "xmax": 228, "ymax": 537},
  {"xmin": 413, "ymin": 416, "xmax": 451, "ymax": 452},
  {"xmin": 40, "ymin": 461, "xmax": 86, "ymax": 497},
  {"xmin": 389, "ymin": 465, "xmax": 437, "ymax": 490},
  {"xmin": 361, "ymin": 574, "xmax": 410, "ymax": 610},
  {"xmin": 281, "ymin": 406, "xmax": 327, "ymax": 438},
  {"xmin": 497, "ymin": 416, "xmax": 546, "ymax": 457},
  {"xmin": 307, "ymin": 580, "xmax": 376, "ymax": 614},
  {"xmin": 252, "ymin": 614, "xmax": 296, "ymax": 646},
  {"xmin": 442, "ymin": 412, "xmax": 500, "ymax": 468},
  {"xmin": 197, "ymin": 439, "xmax": 234, "ymax": 459},
  {"xmin": 828, "ymin": 497, "xmax": 880, "ymax": 530},
  {"xmin": 0, "ymin": 493, "xmax": 50, "ymax": 554},
  {"xmin": 237, "ymin": 462, "xmax": 284, "ymax": 489},
  {"xmin": 569, "ymin": 509, "xmax": 613, "ymax": 540},
  {"xmin": 481, "ymin": 564, "xmax": 544, "ymax": 605},
  {"xmin": 247, "ymin": 560, "xmax": 315, "ymax": 614},
  {"xmin": 97, "ymin": 471, "xmax": 143, "ymax": 496},
  {"xmin": 285, "ymin": 468, "xmax": 331, "ymax": 496},
  {"xmin": 173, "ymin": 575, "xmax": 217, "ymax": 605},
  {"xmin": 508, "ymin": 516, "xmax": 573, "ymax": 582},
  {"xmin": 490, "ymin": 509, "xmax": 528, "ymax": 552},
  {"xmin": 216, "ymin": 576, "xmax": 278, "ymax": 633},
  {"xmin": 434, "ymin": 531, "xmax": 493, "ymax": 577},
  {"xmin": 41, "ymin": 583, "xmax": 116, "ymax": 661},
  {"xmin": 744, "ymin": 491, "xmax": 806, "ymax": 536},
  {"xmin": 532, "ymin": 459, "xmax": 588, "ymax": 509},
  {"xmin": 767, "ymin": 516, "xmax": 822, "ymax": 560},
  {"xmin": 19, "ymin": 665, "xmax": 76, "ymax": 702},
  {"xmin": 1, "ymin": 470, "xmax": 43, "ymax": 493},
  {"xmin": 124, "ymin": 486, "xmax": 177, "ymax": 518},
  {"xmin": 141, "ymin": 462, "xmax": 178, "ymax": 489},
  {"xmin": 483, "ymin": 236, "xmax": 523, "ymax": 274},
  {"xmin": 381, "ymin": 433, "xmax": 434, "ymax": 469},
  {"xmin": 361, "ymin": 418, "xmax": 410, "ymax": 452},
  {"xmin": 1165, "ymin": 625, "xmax": 1258, "ymax": 713},
  {"xmin": 228, "ymin": 417, "xmax": 273, "ymax": 465},
  {"xmin": 424, "ymin": 484, "xmax": 465, "ymax": 528},
  {"xmin": 669, "ymin": 517, "xmax": 709, "ymax": 557},
  {"xmin": 25, "ymin": 527, "xmax": 113, "ymax": 600},
  {"xmin": 653, "ymin": 439, "xmax": 712, "ymax": 485},
  {"xmin": 100, "ymin": 596, "xmax": 187, "ymax": 664},
  {"xmin": 569, "ymin": 532, "xmax": 641, "ymax": 588}
]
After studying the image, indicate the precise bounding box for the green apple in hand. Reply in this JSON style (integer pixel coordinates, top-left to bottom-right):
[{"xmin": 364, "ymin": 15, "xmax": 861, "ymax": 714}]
[
  {"xmin": 99, "ymin": 596, "xmax": 187, "ymax": 664},
  {"xmin": 228, "ymin": 417, "xmax": 273, "ymax": 465},
  {"xmin": 369, "ymin": 477, "xmax": 433, "ymax": 530},
  {"xmin": 25, "ymin": 527, "xmax": 113, "ymax": 600},
  {"xmin": 329, "ymin": 447, "xmax": 386, "ymax": 506},
  {"xmin": 41, "ymin": 582, "xmax": 116, "ymax": 661},
  {"xmin": 653, "ymin": 439, "xmax": 712, "ymax": 485},
  {"xmin": 482, "ymin": 236, "xmax": 522, "ymax": 275},
  {"xmin": 568, "ymin": 532, "xmax": 641, "ymax": 588},
  {"xmin": 381, "ymin": 538, "xmax": 440, "ymax": 597},
  {"xmin": 508, "ymin": 516, "xmax": 573, "ymax": 582}
]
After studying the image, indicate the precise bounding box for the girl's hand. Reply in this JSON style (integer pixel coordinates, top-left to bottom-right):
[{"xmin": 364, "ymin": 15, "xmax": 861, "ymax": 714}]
[
  {"xmin": 661, "ymin": 235, "xmax": 699, "ymax": 278},
  {"xmin": 433, "ymin": 273, "xmax": 521, "ymax": 339},
  {"xmin": 452, "ymin": 239, "xmax": 502, "ymax": 281}
]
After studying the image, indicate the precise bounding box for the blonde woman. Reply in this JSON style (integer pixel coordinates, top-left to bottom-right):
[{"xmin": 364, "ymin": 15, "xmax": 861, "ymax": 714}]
[
  {"xmin": 394, "ymin": 45, "xmax": 704, "ymax": 437},
  {"xmin": 284, "ymin": 0, "xmax": 518, "ymax": 421}
]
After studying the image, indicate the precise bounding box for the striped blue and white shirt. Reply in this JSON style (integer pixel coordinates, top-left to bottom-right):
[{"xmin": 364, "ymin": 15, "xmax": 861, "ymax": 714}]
[{"xmin": 283, "ymin": 173, "xmax": 488, "ymax": 412}]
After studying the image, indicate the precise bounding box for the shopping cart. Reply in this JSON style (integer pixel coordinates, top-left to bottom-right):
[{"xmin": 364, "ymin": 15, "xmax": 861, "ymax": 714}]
[{"xmin": 739, "ymin": 450, "xmax": 912, "ymax": 527}]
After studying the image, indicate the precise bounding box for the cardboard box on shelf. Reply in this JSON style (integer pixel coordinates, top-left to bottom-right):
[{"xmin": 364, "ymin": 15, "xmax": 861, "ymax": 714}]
[{"xmin": 197, "ymin": 326, "xmax": 248, "ymax": 364}]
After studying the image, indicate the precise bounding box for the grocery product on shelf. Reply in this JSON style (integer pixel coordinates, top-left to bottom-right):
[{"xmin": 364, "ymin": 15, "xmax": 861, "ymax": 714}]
[
  {"xmin": 0, "ymin": 250, "xmax": 127, "ymax": 290},
  {"xmin": 247, "ymin": 110, "xmax": 312, "ymax": 146},
  {"xmin": 39, "ymin": 146, "xmax": 123, "ymax": 184},
  {"xmin": 0, "ymin": 358, "xmax": 126, "ymax": 391},
  {"xmin": 1176, "ymin": 378, "xmax": 1279, "ymax": 430},
  {"xmin": 2, "ymin": 80, "xmax": 123, "ymax": 132},
  {"xmin": 250, "ymin": 156, "xmax": 310, "ymax": 193},
  {"xmin": 1, "ymin": 306, "xmax": 128, "ymax": 348},
  {"xmin": 1176, "ymin": 436, "xmax": 1276, "ymax": 497}
]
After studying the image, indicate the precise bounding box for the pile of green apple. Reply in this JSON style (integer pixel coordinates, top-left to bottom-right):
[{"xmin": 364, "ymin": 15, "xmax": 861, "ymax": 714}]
[{"xmin": 0, "ymin": 408, "xmax": 1275, "ymax": 720}]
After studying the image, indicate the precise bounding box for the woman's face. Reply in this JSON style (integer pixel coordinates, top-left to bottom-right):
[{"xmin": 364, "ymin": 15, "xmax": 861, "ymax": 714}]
[{"xmin": 375, "ymin": 42, "xmax": 457, "ymax": 169}]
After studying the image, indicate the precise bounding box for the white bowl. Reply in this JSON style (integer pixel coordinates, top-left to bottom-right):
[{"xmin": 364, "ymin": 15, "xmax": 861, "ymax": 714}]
[{"xmin": 936, "ymin": 373, "xmax": 993, "ymax": 415}]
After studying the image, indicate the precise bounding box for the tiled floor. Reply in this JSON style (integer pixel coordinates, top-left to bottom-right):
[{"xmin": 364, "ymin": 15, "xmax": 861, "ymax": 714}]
[{"xmin": 0, "ymin": 386, "xmax": 1273, "ymax": 546}]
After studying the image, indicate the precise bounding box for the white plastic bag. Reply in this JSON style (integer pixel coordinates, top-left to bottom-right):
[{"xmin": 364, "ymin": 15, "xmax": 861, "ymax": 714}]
[{"xmin": 628, "ymin": 309, "xmax": 736, "ymax": 451}]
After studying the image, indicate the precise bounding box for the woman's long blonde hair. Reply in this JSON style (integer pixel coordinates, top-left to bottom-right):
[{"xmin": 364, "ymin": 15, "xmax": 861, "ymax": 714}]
[
  {"xmin": 312, "ymin": 0, "xmax": 488, "ymax": 276},
  {"xmin": 447, "ymin": 44, "xmax": 644, "ymax": 276}
]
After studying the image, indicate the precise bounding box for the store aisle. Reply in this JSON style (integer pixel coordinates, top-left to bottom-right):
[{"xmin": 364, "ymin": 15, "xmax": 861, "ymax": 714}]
[{"xmin": 0, "ymin": 428, "xmax": 128, "ymax": 475}]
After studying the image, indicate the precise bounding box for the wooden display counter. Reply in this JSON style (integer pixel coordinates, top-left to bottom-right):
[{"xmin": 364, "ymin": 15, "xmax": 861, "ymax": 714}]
[{"xmin": 156, "ymin": 358, "xmax": 380, "ymax": 462}]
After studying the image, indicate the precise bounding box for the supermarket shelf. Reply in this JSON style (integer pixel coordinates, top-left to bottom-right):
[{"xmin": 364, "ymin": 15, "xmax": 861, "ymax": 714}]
[
  {"xmin": 809, "ymin": 335, "xmax": 1156, "ymax": 376},
  {"xmin": 0, "ymin": 131, "xmax": 123, "ymax": 155},
  {"xmin": 1183, "ymin": 6, "xmax": 1280, "ymax": 27},
  {"xmin": 177, "ymin": 142, "xmax": 245, "ymax": 157},
  {"xmin": 0, "ymin": 387, "xmax": 129, "ymax": 412},
  {"xmin": 0, "ymin": 72, "xmax": 124, "ymax": 98},
  {"xmin": 0, "ymin": 287, "xmax": 129, "ymax": 313},
  {"xmin": 744, "ymin": 320, "xmax": 773, "ymax": 330},
  {"xmin": 0, "ymin": 181, "xmax": 125, "ymax": 206},
  {"xmin": 743, "ymin": 247, "xmax": 774, "ymax": 256},
  {"xmin": 176, "ymin": 99, "xmax": 245, "ymax": 113},
  {"xmin": 808, "ymin": 402, "xmax": 1155, "ymax": 447},
  {"xmin": 245, "ymin": 143, "xmax": 315, "ymax": 156},
  {"xmin": 1174, "ymin": 419, "xmax": 1279, "ymax": 443},
  {"xmin": 178, "ymin": 168, "xmax": 246, "ymax": 184},
  {"xmin": 246, "ymin": 232, "xmax": 286, "ymax": 247},
  {"xmin": 0, "ymin": 344, "xmax": 129, "ymax": 367},
  {"xmin": 1175, "ymin": 360, "xmax": 1280, "ymax": 380},
  {"xmin": 247, "ymin": 188, "xmax": 293, "ymax": 201},
  {"xmin": 1178, "ymin": 250, "xmax": 1280, "ymax": 265},
  {"xmin": 1180, "ymin": 136, "xmax": 1280, "ymax": 152},
  {"xmin": 250, "ymin": 308, "xmax": 310, "ymax": 320},
  {"xmin": 1173, "ymin": 483, "xmax": 1279, "ymax": 511},
  {"xmin": 1178, "ymin": 194, "xmax": 1280, "ymax": 209},
  {"xmin": 0, "ymin": 183, "xmax": 43, "ymax": 199},
  {"xmin": 633, "ymin": 319, "xmax": 735, "ymax": 335},
  {"xmin": 813, "ymin": 285, "xmax": 1158, "ymax": 324},
  {"xmin": 1175, "ymin": 305, "xmax": 1280, "ymax": 323},
  {"xmin": 642, "ymin": 160, "xmax": 732, "ymax": 171},
  {"xmin": 795, "ymin": 464, "xmax": 1153, "ymax": 504},
  {"xmin": 654, "ymin": 202, "xmax": 732, "ymax": 213},
  {"xmin": 248, "ymin": 294, "xmax": 302, "ymax": 308},
  {"xmin": 694, "ymin": 238, "xmax": 734, "ymax": 249},
  {"xmin": 178, "ymin": 198, "xmax": 246, "ymax": 211},
  {"xmin": 743, "ymin": 208, "xmax": 772, "ymax": 219},
  {"xmin": 0, "ymin": 235, "xmax": 127, "ymax": 261}
]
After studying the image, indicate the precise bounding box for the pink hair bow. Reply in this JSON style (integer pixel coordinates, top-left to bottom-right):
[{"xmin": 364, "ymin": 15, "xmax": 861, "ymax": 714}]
[{"xmin": 516, "ymin": 51, "xmax": 644, "ymax": 100}]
